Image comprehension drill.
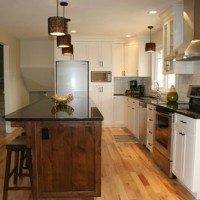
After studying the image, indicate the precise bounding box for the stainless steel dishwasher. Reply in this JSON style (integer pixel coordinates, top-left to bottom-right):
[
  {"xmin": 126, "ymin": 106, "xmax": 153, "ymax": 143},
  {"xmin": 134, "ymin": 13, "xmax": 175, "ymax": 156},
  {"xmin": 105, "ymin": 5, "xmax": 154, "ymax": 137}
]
[{"xmin": 139, "ymin": 101, "xmax": 147, "ymax": 144}]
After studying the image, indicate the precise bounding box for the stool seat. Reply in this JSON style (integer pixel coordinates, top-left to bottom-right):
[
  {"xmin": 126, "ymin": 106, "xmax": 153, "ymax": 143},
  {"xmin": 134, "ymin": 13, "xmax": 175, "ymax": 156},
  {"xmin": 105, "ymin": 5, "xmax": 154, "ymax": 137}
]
[{"xmin": 3, "ymin": 135, "xmax": 33, "ymax": 200}]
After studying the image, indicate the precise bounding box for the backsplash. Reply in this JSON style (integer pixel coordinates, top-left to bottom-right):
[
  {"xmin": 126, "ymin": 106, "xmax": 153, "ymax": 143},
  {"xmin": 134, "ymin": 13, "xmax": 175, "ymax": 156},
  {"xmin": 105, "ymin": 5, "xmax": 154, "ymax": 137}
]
[{"xmin": 113, "ymin": 77, "xmax": 151, "ymax": 95}]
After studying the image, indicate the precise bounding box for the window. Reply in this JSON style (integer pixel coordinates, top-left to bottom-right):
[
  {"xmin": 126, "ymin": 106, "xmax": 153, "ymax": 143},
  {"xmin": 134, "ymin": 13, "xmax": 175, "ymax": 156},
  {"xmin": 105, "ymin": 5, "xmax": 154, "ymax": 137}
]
[{"xmin": 152, "ymin": 47, "xmax": 175, "ymax": 91}]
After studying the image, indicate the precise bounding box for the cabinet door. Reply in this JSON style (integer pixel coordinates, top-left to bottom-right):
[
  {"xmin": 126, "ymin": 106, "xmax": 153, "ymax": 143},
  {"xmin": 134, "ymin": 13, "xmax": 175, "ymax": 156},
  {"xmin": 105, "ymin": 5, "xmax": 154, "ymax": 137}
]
[
  {"xmin": 73, "ymin": 42, "xmax": 88, "ymax": 61},
  {"xmin": 89, "ymin": 85, "xmax": 100, "ymax": 108},
  {"xmin": 163, "ymin": 20, "xmax": 174, "ymax": 74},
  {"xmin": 100, "ymin": 42, "xmax": 112, "ymax": 69},
  {"xmin": 113, "ymin": 96, "xmax": 125, "ymax": 127},
  {"xmin": 173, "ymin": 125, "xmax": 195, "ymax": 190},
  {"xmin": 88, "ymin": 42, "xmax": 112, "ymax": 69},
  {"xmin": 35, "ymin": 121, "xmax": 101, "ymax": 198},
  {"xmin": 173, "ymin": 125, "xmax": 184, "ymax": 179},
  {"xmin": 88, "ymin": 42, "xmax": 99, "ymax": 69},
  {"xmin": 130, "ymin": 99, "xmax": 139, "ymax": 138},
  {"xmin": 90, "ymin": 85, "xmax": 112, "ymax": 127},
  {"xmin": 182, "ymin": 129, "xmax": 195, "ymax": 190},
  {"xmin": 124, "ymin": 97, "xmax": 130, "ymax": 129},
  {"xmin": 112, "ymin": 43, "xmax": 124, "ymax": 76},
  {"xmin": 100, "ymin": 85, "xmax": 113, "ymax": 127},
  {"xmin": 137, "ymin": 36, "xmax": 150, "ymax": 77},
  {"xmin": 124, "ymin": 43, "xmax": 138, "ymax": 76}
]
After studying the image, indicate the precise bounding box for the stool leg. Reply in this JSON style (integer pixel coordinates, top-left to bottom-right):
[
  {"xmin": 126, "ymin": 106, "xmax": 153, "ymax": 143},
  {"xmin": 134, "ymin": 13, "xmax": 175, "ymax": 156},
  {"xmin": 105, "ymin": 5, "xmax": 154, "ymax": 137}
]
[
  {"xmin": 13, "ymin": 151, "xmax": 19, "ymax": 185},
  {"xmin": 19, "ymin": 150, "xmax": 25, "ymax": 177},
  {"xmin": 3, "ymin": 149, "xmax": 12, "ymax": 200}
]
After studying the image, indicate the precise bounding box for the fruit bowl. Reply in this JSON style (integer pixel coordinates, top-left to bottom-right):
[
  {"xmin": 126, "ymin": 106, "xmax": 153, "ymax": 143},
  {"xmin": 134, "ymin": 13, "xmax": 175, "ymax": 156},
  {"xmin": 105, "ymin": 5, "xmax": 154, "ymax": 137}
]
[{"xmin": 51, "ymin": 93, "xmax": 74, "ymax": 104}]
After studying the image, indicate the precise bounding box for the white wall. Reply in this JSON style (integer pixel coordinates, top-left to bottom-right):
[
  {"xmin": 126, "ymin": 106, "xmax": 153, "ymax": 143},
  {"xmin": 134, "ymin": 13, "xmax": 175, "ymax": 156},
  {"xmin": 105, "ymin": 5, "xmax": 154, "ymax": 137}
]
[
  {"xmin": 20, "ymin": 39, "xmax": 54, "ymax": 92},
  {"xmin": 0, "ymin": 30, "xmax": 29, "ymax": 132}
]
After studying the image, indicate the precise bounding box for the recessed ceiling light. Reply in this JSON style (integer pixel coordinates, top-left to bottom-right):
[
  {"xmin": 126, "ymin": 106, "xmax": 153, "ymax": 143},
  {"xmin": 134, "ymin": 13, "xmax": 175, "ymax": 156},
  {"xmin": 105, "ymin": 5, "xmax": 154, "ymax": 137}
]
[
  {"xmin": 149, "ymin": 10, "xmax": 157, "ymax": 14},
  {"xmin": 71, "ymin": 30, "xmax": 77, "ymax": 33},
  {"xmin": 126, "ymin": 35, "xmax": 131, "ymax": 38}
]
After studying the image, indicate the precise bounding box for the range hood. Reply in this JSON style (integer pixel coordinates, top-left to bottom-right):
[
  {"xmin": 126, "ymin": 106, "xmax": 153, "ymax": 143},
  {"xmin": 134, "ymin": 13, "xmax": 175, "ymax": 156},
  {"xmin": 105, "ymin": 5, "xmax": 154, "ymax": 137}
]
[{"xmin": 166, "ymin": 0, "xmax": 200, "ymax": 61}]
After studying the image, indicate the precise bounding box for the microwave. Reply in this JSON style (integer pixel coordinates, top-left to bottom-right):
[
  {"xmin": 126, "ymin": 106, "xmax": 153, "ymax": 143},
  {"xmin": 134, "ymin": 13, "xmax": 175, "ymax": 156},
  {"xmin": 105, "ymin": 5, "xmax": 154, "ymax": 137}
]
[{"xmin": 91, "ymin": 71, "xmax": 112, "ymax": 82}]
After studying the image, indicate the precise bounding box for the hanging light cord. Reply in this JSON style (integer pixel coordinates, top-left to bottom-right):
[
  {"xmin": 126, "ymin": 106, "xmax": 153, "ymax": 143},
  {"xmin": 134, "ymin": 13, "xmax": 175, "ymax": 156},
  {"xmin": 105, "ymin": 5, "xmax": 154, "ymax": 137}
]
[{"xmin": 57, "ymin": 0, "xmax": 59, "ymax": 17}]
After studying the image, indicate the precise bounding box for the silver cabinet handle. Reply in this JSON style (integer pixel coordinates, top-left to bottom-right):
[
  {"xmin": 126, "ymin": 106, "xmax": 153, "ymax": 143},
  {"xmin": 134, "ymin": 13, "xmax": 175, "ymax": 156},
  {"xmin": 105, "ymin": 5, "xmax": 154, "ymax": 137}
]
[
  {"xmin": 179, "ymin": 132, "xmax": 185, "ymax": 136},
  {"xmin": 180, "ymin": 120, "xmax": 187, "ymax": 124}
]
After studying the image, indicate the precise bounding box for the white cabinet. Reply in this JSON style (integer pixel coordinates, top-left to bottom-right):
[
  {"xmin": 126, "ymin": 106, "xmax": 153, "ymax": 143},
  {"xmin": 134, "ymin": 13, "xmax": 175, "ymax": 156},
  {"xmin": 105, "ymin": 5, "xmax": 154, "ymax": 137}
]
[
  {"xmin": 160, "ymin": 4, "xmax": 184, "ymax": 74},
  {"xmin": 112, "ymin": 43, "xmax": 124, "ymax": 76},
  {"xmin": 88, "ymin": 42, "xmax": 112, "ymax": 69},
  {"xmin": 146, "ymin": 104, "xmax": 155, "ymax": 152},
  {"xmin": 124, "ymin": 42, "xmax": 138, "ymax": 76},
  {"xmin": 113, "ymin": 96, "xmax": 125, "ymax": 127},
  {"xmin": 124, "ymin": 97, "xmax": 139, "ymax": 138},
  {"xmin": 89, "ymin": 85, "xmax": 112, "ymax": 127},
  {"xmin": 112, "ymin": 37, "xmax": 150, "ymax": 77},
  {"xmin": 173, "ymin": 113, "xmax": 200, "ymax": 197},
  {"xmin": 73, "ymin": 41, "xmax": 88, "ymax": 61}
]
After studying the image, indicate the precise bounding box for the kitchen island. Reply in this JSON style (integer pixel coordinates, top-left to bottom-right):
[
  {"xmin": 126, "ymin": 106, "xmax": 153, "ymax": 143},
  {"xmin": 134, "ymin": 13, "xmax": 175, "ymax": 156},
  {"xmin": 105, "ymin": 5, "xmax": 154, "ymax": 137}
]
[{"xmin": 4, "ymin": 97, "xmax": 103, "ymax": 200}]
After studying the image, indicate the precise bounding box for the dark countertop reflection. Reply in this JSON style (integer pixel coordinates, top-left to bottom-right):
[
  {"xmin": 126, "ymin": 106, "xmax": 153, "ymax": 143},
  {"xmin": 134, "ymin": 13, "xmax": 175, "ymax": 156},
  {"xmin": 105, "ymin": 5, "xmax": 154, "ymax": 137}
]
[{"xmin": 3, "ymin": 97, "xmax": 104, "ymax": 121}]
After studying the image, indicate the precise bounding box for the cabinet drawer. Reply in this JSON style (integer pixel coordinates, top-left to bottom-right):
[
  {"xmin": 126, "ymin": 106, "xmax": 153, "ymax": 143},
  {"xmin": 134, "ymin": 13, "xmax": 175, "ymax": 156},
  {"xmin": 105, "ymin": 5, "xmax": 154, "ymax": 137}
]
[{"xmin": 175, "ymin": 113, "xmax": 196, "ymax": 132}]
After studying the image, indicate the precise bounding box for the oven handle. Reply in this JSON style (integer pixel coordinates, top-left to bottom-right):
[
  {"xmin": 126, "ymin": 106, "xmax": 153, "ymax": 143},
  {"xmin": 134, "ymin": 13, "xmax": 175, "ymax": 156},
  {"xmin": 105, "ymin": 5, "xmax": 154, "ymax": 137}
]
[{"xmin": 155, "ymin": 111, "xmax": 174, "ymax": 118}]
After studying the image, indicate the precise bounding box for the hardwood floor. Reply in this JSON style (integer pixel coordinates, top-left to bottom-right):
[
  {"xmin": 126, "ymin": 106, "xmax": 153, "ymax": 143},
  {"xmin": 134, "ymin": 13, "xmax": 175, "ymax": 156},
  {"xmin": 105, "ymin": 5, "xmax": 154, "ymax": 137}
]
[{"xmin": 0, "ymin": 127, "xmax": 196, "ymax": 200}]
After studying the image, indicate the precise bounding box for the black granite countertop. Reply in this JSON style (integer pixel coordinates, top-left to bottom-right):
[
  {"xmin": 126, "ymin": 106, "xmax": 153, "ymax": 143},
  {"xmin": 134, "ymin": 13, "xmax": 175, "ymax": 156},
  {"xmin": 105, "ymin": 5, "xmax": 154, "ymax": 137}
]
[
  {"xmin": 125, "ymin": 95, "xmax": 200, "ymax": 119},
  {"xmin": 3, "ymin": 97, "xmax": 104, "ymax": 121}
]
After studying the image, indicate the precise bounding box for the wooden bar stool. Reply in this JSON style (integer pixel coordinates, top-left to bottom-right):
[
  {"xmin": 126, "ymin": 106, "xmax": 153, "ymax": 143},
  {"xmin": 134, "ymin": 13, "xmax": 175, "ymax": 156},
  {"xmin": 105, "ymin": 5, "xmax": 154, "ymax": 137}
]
[{"xmin": 3, "ymin": 135, "xmax": 33, "ymax": 200}]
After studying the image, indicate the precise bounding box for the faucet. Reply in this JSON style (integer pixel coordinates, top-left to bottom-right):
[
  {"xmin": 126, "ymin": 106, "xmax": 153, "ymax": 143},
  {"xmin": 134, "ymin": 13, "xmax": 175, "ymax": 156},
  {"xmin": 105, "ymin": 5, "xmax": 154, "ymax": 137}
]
[{"xmin": 152, "ymin": 81, "xmax": 160, "ymax": 99}]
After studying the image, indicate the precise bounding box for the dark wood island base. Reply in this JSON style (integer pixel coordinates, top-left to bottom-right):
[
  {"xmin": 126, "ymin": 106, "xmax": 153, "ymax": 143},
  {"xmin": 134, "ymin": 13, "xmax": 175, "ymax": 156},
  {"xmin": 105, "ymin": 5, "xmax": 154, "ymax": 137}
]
[{"xmin": 4, "ymin": 98, "xmax": 103, "ymax": 200}]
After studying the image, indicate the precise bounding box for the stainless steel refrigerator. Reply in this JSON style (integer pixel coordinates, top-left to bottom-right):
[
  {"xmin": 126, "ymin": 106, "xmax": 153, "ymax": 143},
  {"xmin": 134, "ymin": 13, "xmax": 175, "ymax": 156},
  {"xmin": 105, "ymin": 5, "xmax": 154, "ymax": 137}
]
[{"xmin": 56, "ymin": 61, "xmax": 89, "ymax": 98}]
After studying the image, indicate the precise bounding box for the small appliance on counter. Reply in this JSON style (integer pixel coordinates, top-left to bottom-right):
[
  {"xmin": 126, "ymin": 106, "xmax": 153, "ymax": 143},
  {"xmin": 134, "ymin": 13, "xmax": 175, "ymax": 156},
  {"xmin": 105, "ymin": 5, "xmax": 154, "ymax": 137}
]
[
  {"xmin": 125, "ymin": 81, "xmax": 146, "ymax": 97},
  {"xmin": 130, "ymin": 80, "xmax": 137, "ymax": 90}
]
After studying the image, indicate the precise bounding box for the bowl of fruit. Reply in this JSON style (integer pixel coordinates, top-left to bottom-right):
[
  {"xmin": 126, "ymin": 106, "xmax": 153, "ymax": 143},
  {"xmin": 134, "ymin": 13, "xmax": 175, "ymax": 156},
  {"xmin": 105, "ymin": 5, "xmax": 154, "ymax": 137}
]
[{"xmin": 51, "ymin": 93, "xmax": 74, "ymax": 105}]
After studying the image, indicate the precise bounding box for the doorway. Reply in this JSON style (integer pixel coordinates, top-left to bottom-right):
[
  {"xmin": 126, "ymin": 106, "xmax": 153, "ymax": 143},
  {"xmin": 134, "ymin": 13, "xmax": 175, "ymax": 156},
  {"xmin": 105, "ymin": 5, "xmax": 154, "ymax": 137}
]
[{"xmin": 0, "ymin": 44, "xmax": 5, "ymax": 133}]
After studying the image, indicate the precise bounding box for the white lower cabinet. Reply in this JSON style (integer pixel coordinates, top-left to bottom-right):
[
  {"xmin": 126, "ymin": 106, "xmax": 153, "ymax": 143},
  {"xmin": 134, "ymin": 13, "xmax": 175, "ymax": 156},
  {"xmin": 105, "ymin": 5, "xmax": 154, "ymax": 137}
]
[
  {"xmin": 124, "ymin": 97, "xmax": 139, "ymax": 138},
  {"xmin": 173, "ymin": 113, "xmax": 200, "ymax": 198},
  {"xmin": 146, "ymin": 104, "xmax": 155, "ymax": 152},
  {"xmin": 89, "ymin": 85, "xmax": 112, "ymax": 127},
  {"xmin": 113, "ymin": 96, "xmax": 125, "ymax": 127}
]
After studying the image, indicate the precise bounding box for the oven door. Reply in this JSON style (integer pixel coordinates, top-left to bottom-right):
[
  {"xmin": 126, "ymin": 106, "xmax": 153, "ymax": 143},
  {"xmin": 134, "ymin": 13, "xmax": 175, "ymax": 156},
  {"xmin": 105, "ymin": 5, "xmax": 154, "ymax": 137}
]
[{"xmin": 154, "ymin": 111, "xmax": 174, "ymax": 160}]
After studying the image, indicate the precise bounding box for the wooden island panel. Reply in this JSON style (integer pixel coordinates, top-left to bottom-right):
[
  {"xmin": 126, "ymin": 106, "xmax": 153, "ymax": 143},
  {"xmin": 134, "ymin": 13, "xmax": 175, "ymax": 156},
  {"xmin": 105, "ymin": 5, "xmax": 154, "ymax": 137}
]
[{"xmin": 35, "ymin": 121, "xmax": 101, "ymax": 199}]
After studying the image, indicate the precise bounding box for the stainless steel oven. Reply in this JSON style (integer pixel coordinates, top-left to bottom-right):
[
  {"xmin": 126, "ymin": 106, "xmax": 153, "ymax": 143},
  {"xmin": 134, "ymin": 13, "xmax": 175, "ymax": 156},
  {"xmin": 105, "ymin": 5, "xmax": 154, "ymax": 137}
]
[{"xmin": 152, "ymin": 106, "xmax": 174, "ymax": 178}]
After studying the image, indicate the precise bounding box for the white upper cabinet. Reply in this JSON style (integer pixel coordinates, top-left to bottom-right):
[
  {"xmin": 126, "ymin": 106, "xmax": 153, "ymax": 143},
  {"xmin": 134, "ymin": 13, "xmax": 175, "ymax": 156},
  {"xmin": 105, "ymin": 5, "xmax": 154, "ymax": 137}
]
[
  {"xmin": 160, "ymin": 3, "xmax": 184, "ymax": 74},
  {"xmin": 112, "ymin": 43, "xmax": 124, "ymax": 76},
  {"xmin": 112, "ymin": 36, "xmax": 151, "ymax": 77},
  {"xmin": 124, "ymin": 42, "xmax": 138, "ymax": 76},
  {"xmin": 88, "ymin": 41, "xmax": 112, "ymax": 70}
]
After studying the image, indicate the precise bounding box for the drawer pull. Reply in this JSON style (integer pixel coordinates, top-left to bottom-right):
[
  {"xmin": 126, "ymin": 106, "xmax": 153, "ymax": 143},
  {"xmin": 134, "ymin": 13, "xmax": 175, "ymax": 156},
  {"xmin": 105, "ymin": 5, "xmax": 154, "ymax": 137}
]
[
  {"xmin": 180, "ymin": 120, "xmax": 187, "ymax": 124},
  {"xmin": 179, "ymin": 132, "xmax": 185, "ymax": 136},
  {"xmin": 149, "ymin": 119, "xmax": 152, "ymax": 122},
  {"xmin": 149, "ymin": 131, "xmax": 152, "ymax": 134}
]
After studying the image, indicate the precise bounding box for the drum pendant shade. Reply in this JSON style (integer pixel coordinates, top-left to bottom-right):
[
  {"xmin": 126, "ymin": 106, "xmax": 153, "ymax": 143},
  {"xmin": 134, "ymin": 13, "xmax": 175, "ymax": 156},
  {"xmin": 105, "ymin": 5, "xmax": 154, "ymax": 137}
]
[
  {"xmin": 48, "ymin": 0, "xmax": 67, "ymax": 36},
  {"xmin": 145, "ymin": 26, "xmax": 156, "ymax": 52},
  {"xmin": 62, "ymin": 45, "xmax": 74, "ymax": 55}
]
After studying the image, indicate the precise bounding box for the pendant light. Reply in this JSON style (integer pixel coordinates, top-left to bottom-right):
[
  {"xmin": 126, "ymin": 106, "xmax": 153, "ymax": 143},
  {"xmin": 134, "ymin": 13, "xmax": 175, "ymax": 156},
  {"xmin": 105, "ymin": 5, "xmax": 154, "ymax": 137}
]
[
  {"xmin": 57, "ymin": 2, "xmax": 71, "ymax": 47},
  {"xmin": 145, "ymin": 26, "xmax": 156, "ymax": 52},
  {"xmin": 48, "ymin": 0, "xmax": 67, "ymax": 36},
  {"xmin": 62, "ymin": 45, "xmax": 73, "ymax": 55}
]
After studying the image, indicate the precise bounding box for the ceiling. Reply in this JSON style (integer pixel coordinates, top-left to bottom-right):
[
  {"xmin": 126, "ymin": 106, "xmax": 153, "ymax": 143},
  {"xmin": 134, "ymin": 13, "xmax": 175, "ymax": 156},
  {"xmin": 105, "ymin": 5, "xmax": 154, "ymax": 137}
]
[{"xmin": 0, "ymin": 0, "xmax": 183, "ymax": 40}]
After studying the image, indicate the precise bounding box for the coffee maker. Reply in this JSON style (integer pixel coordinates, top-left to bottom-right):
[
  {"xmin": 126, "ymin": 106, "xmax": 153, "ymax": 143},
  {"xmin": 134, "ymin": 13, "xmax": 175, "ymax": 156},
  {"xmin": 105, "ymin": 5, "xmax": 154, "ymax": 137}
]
[{"xmin": 130, "ymin": 80, "xmax": 137, "ymax": 90}]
